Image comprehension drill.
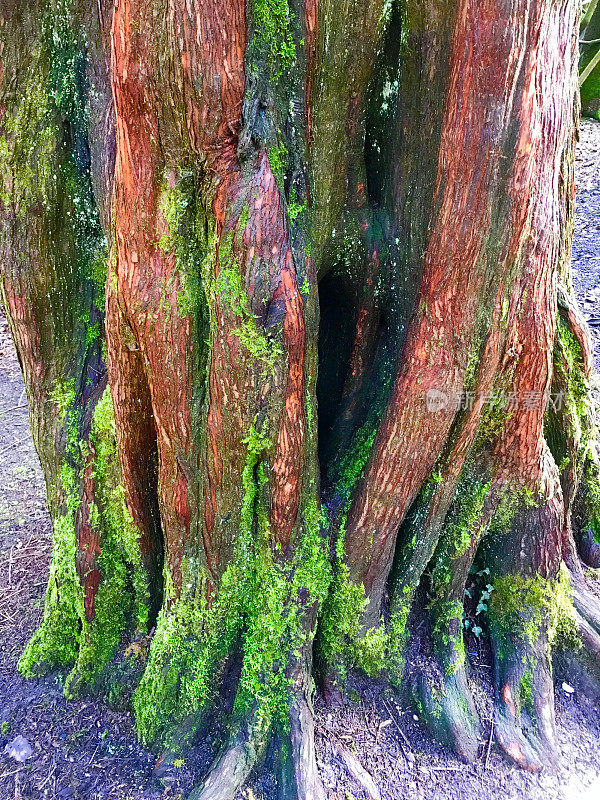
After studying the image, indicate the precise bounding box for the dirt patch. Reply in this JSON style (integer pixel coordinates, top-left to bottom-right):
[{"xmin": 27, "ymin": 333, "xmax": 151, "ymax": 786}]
[
  {"xmin": 312, "ymin": 664, "xmax": 600, "ymax": 800},
  {"xmin": 2, "ymin": 123, "xmax": 600, "ymax": 798}
]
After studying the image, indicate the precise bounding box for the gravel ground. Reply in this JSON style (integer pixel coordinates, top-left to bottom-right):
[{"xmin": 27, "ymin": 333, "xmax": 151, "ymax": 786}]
[
  {"xmin": 2, "ymin": 122, "xmax": 600, "ymax": 799},
  {"xmin": 572, "ymin": 118, "xmax": 600, "ymax": 369}
]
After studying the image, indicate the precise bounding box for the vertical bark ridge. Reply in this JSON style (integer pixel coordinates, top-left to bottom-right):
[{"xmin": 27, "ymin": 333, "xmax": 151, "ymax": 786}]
[
  {"xmin": 0, "ymin": 0, "xmax": 153, "ymax": 694},
  {"xmin": 105, "ymin": 0, "xmax": 329, "ymax": 761},
  {"xmin": 343, "ymin": 0, "xmax": 574, "ymax": 619}
]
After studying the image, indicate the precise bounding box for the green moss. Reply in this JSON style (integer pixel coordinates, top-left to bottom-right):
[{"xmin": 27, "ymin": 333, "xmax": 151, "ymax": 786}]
[
  {"xmin": 0, "ymin": 0, "xmax": 107, "ymax": 311},
  {"xmin": 473, "ymin": 395, "xmax": 511, "ymax": 450},
  {"xmin": 157, "ymin": 173, "xmax": 208, "ymax": 320},
  {"xmin": 488, "ymin": 565, "xmax": 576, "ymax": 647},
  {"xmin": 352, "ymin": 626, "xmax": 389, "ymax": 677},
  {"xmin": 89, "ymin": 388, "xmax": 150, "ymax": 631},
  {"xmin": 556, "ymin": 318, "xmax": 590, "ymax": 424},
  {"xmin": 50, "ymin": 1, "xmax": 107, "ymax": 302},
  {"xmin": 157, "ymin": 181, "xmax": 189, "ymax": 254},
  {"xmin": 18, "ymin": 510, "xmax": 83, "ymax": 678},
  {"xmin": 487, "ymin": 483, "xmax": 537, "ymax": 538},
  {"xmin": 520, "ymin": 671, "xmax": 534, "ymax": 713},
  {"xmin": 49, "ymin": 379, "xmax": 76, "ymax": 419},
  {"xmin": 287, "ymin": 197, "xmax": 306, "ymax": 226},
  {"xmin": 549, "ymin": 312, "xmax": 600, "ymax": 545},
  {"xmin": 426, "ymin": 475, "xmax": 490, "ymax": 666},
  {"xmin": 429, "ymin": 599, "xmax": 466, "ymax": 676},
  {"xmin": 253, "ymin": 0, "xmax": 296, "ymax": 78},
  {"xmin": 584, "ymin": 456, "xmax": 600, "ymax": 543},
  {"xmin": 315, "ymin": 384, "xmax": 395, "ymax": 679},
  {"xmin": 464, "ymin": 341, "xmax": 483, "ymax": 391},
  {"xmin": 388, "ymin": 585, "xmax": 413, "ymax": 680},
  {"xmin": 444, "ymin": 477, "xmax": 490, "ymax": 561},
  {"xmin": 48, "ymin": 0, "xmax": 88, "ymax": 128},
  {"xmin": 330, "ymin": 422, "xmax": 378, "ymax": 500},
  {"xmin": 217, "ymin": 230, "xmax": 283, "ymax": 371},
  {"xmin": 20, "ymin": 387, "xmax": 149, "ymax": 695},
  {"xmin": 316, "ymin": 529, "xmax": 368, "ymax": 680},
  {"xmin": 133, "ymin": 566, "xmax": 238, "ymax": 745},
  {"xmin": 315, "ymin": 507, "xmax": 394, "ymax": 680},
  {"xmin": 134, "ymin": 422, "xmax": 331, "ymax": 745},
  {"xmin": 0, "ymin": 58, "xmax": 56, "ymax": 216},
  {"xmin": 268, "ymin": 141, "xmax": 288, "ymax": 188},
  {"xmin": 317, "ymin": 576, "xmax": 389, "ymax": 680}
]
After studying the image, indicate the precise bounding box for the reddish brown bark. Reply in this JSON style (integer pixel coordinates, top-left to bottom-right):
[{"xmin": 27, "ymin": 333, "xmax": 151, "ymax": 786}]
[{"xmin": 344, "ymin": 0, "xmax": 578, "ymax": 616}]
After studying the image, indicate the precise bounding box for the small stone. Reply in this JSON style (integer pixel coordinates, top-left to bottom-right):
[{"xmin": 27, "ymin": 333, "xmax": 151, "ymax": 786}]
[
  {"xmin": 4, "ymin": 735, "xmax": 33, "ymax": 762},
  {"xmin": 562, "ymin": 682, "xmax": 575, "ymax": 694}
]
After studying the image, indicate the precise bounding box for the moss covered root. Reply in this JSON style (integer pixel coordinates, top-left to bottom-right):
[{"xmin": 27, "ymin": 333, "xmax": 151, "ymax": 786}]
[{"xmin": 19, "ymin": 387, "xmax": 150, "ymax": 696}]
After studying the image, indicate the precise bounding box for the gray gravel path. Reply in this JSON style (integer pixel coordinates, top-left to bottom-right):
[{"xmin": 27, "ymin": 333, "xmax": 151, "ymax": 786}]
[{"xmin": 572, "ymin": 118, "xmax": 600, "ymax": 368}]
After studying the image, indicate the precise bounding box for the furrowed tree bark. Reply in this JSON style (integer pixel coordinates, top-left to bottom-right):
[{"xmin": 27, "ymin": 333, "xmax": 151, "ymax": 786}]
[
  {"xmin": 0, "ymin": 0, "xmax": 160, "ymax": 697},
  {"xmin": 2, "ymin": 0, "xmax": 600, "ymax": 795}
]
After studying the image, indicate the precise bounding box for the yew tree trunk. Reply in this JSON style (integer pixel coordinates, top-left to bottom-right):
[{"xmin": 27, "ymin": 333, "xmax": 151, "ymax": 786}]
[{"xmin": 2, "ymin": 0, "xmax": 600, "ymax": 795}]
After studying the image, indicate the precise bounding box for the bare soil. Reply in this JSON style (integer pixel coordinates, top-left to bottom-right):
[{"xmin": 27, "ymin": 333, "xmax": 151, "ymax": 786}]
[{"xmin": 2, "ymin": 121, "xmax": 600, "ymax": 799}]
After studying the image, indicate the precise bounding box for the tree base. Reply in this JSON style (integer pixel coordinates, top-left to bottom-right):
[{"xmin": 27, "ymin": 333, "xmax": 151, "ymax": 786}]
[
  {"xmin": 410, "ymin": 664, "xmax": 482, "ymax": 763},
  {"xmin": 184, "ymin": 688, "xmax": 325, "ymax": 800},
  {"xmin": 490, "ymin": 633, "xmax": 557, "ymax": 772}
]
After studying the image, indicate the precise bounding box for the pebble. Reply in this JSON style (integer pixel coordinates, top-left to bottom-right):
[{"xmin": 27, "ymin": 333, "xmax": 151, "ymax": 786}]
[{"xmin": 3, "ymin": 734, "xmax": 33, "ymax": 762}]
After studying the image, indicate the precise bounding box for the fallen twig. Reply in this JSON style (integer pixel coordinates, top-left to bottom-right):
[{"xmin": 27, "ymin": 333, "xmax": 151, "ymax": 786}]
[
  {"xmin": 383, "ymin": 701, "xmax": 415, "ymax": 763},
  {"xmin": 330, "ymin": 739, "xmax": 381, "ymax": 800},
  {"xmin": 485, "ymin": 719, "xmax": 494, "ymax": 769},
  {"xmin": 0, "ymin": 437, "xmax": 30, "ymax": 458},
  {"xmin": 0, "ymin": 406, "xmax": 27, "ymax": 416}
]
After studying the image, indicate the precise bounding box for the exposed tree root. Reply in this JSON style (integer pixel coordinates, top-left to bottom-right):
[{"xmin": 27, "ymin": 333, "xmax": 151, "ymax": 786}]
[
  {"xmin": 489, "ymin": 628, "xmax": 557, "ymax": 772},
  {"xmin": 411, "ymin": 666, "xmax": 481, "ymax": 763},
  {"xmin": 184, "ymin": 702, "xmax": 326, "ymax": 800},
  {"xmin": 278, "ymin": 691, "xmax": 327, "ymax": 800},
  {"xmin": 187, "ymin": 714, "xmax": 267, "ymax": 800},
  {"xmin": 575, "ymin": 613, "xmax": 600, "ymax": 660},
  {"xmin": 182, "ymin": 666, "xmax": 326, "ymax": 800},
  {"xmin": 571, "ymin": 573, "xmax": 600, "ymax": 630},
  {"xmin": 577, "ymin": 527, "xmax": 600, "ymax": 568},
  {"xmin": 563, "ymin": 572, "xmax": 600, "ymax": 687}
]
